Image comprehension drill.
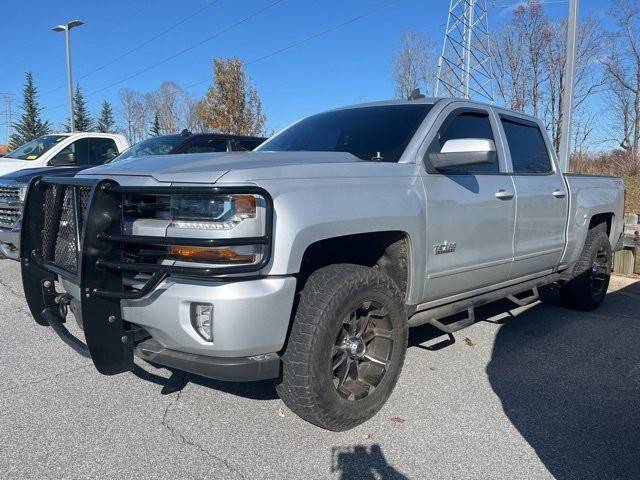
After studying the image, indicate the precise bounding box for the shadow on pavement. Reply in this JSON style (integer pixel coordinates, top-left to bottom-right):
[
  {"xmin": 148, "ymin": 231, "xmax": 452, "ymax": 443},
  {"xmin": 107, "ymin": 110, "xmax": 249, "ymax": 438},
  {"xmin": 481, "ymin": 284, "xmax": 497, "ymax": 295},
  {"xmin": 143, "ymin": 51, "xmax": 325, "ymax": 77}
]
[
  {"xmin": 486, "ymin": 281, "xmax": 640, "ymax": 480},
  {"xmin": 131, "ymin": 364, "xmax": 278, "ymax": 400},
  {"xmin": 331, "ymin": 444, "xmax": 408, "ymax": 480}
]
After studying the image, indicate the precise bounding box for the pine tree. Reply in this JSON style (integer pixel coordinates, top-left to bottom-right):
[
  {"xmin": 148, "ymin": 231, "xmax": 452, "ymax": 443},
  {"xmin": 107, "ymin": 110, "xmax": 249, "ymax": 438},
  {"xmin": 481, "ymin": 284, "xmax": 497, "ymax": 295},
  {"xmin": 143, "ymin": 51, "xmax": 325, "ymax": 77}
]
[
  {"xmin": 67, "ymin": 84, "xmax": 94, "ymax": 132},
  {"xmin": 150, "ymin": 112, "xmax": 161, "ymax": 136},
  {"xmin": 97, "ymin": 100, "xmax": 115, "ymax": 133},
  {"xmin": 8, "ymin": 72, "xmax": 50, "ymax": 148}
]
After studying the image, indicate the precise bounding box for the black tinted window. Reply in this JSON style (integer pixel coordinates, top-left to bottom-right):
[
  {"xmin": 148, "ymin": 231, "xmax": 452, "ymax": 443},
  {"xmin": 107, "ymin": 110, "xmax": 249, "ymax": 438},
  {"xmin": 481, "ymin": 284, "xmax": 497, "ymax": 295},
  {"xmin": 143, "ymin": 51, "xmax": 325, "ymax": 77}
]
[
  {"xmin": 88, "ymin": 138, "xmax": 118, "ymax": 165},
  {"xmin": 59, "ymin": 138, "xmax": 89, "ymax": 165},
  {"xmin": 181, "ymin": 139, "xmax": 229, "ymax": 154},
  {"xmin": 259, "ymin": 104, "xmax": 432, "ymax": 162},
  {"xmin": 432, "ymin": 111, "xmax": 498, "ymax": 173},
  {"xmin": 112, "ymin": 135, "xmax": 183, "ymax": 162},
  {"xmin": 501, "ymin": 118, "xmax": 552, "ymax": 174}
]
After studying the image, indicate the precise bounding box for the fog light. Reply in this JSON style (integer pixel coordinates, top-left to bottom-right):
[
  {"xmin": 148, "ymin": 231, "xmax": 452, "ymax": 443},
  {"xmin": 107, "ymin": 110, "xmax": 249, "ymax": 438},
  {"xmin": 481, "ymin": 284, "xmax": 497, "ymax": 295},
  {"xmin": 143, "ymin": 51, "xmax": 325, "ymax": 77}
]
[{"xmin": 190, "ymin": 303, "xmax": 213, "ymax": 342}]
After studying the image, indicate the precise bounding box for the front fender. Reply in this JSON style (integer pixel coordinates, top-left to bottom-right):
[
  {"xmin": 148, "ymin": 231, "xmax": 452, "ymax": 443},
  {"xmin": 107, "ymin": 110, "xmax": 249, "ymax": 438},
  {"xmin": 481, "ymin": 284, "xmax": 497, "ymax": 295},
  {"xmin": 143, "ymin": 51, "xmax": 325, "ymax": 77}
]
[{"xmin": 256, "ymin": 175, "xmax": 426, "ymax": 305}]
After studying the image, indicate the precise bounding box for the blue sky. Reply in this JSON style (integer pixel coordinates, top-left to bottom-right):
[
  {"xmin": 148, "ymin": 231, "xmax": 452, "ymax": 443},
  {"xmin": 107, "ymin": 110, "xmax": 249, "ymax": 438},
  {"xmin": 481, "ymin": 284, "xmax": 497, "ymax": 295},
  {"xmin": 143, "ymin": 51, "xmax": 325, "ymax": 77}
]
[{"xmin": 1, "ymin": 0, "xmax": 613, "ymax": 142}]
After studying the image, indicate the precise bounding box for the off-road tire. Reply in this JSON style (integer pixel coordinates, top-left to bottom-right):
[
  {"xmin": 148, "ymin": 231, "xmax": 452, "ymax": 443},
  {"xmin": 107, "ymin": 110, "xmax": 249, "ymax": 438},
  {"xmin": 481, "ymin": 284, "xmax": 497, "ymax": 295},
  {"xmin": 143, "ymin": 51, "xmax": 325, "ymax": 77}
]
[
  {"xmin": 276, "ymin": 264, "xmax": 408, "ymax": 431},
  {"xmin": 559, "ymin": 224, "xmax": 612, "ymax": 311}
]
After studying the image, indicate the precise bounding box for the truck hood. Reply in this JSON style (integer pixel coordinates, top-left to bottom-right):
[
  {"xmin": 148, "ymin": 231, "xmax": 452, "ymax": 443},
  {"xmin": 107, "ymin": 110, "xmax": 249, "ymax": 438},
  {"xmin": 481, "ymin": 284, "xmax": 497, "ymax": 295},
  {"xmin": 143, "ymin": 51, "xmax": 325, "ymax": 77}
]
[
  {"xmin": 79, "ymin": 151, "xmax": 366, "ymax": 183},
  {"xmin": 0, "ymin": 165, "xmax": 84, "ymax": 183},
  {"xmin": 0, "ymin": 158, "xmax": 41, "ymax": 176}
]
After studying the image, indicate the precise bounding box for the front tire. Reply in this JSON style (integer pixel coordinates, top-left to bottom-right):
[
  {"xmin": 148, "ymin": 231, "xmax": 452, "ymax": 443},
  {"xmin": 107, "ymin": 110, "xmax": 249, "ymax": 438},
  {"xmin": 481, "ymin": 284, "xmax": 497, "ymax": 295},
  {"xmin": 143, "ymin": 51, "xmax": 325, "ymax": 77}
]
[
  {"xmin": 277, "ymin": 264, "xmax": 408, "ymax": 431},
  {"xmin": 559, "ymin": 225, "xmax": 612, "ymax": 311}
]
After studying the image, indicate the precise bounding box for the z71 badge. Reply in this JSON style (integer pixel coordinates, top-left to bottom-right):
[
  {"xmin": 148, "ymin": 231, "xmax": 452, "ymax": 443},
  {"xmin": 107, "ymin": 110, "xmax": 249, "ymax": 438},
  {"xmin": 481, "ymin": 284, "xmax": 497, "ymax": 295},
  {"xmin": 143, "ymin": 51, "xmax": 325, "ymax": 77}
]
[{"xmin": 433, "ymin": 241, "xmax": 456, "ymax": 255}]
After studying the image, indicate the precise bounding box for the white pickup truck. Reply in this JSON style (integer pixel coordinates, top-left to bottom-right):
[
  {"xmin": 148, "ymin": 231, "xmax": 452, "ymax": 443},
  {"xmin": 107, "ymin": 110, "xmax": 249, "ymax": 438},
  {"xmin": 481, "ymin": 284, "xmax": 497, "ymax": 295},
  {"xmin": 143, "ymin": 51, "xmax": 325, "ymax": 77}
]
[
  {"xmin": 0, "ymin": 132, "xmax": 129, "ymax": 258},
  {"xmin": 0, "ymin": 132, "xmax": 129, "ymax": 175},
  {"xmin": 19, "ymin": 99, "xmax": 624, "ymax": 430}
]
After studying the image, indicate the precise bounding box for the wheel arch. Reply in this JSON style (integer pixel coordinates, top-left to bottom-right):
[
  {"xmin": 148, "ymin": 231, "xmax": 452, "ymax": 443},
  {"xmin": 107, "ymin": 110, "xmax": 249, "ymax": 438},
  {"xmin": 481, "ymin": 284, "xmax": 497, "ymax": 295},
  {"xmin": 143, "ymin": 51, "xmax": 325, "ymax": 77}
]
[{"xmin": 297, "ymin": 231, "xmax": 415, "ymax": 304}]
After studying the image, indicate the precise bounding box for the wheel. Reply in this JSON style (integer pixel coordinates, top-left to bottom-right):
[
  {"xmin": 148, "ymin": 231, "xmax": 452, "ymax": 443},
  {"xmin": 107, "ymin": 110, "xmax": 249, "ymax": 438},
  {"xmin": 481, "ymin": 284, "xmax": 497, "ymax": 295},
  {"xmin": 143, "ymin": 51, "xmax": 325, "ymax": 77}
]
[
  {"xmin": 277, "ymin": 264, "xmax": 408, "ymax": 431},
  {"xmin": 559, "ymin": 225, "xmax": 612, "ymax": 311}
]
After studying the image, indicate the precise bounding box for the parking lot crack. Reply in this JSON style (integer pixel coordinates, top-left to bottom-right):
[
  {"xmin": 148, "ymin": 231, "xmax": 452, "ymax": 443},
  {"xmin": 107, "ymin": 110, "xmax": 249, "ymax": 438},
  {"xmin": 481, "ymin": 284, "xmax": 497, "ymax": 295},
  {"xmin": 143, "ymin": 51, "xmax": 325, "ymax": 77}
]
[
  {"xmin": 161, "ymin": 391, "xmax": 247, "ymax": 480},
  {"xmin": 0, "ymin": 363, "xmax": 92, "ymax": 394}
]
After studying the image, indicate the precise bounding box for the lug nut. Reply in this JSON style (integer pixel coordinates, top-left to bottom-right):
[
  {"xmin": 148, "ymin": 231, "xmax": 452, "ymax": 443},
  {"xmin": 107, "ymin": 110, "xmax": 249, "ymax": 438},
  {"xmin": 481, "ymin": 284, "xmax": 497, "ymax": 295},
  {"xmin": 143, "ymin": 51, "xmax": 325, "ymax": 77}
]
[
  {"xmin": 121, "ymin": 336, "xmax": 128, "ymax": 343},
  {"xmin": 108, "ymin": 315, "xmax": 116, "ymax": 324},
  {"xmin": 43, "ymin": 280, "xmax": 52, "ymax": 288}
]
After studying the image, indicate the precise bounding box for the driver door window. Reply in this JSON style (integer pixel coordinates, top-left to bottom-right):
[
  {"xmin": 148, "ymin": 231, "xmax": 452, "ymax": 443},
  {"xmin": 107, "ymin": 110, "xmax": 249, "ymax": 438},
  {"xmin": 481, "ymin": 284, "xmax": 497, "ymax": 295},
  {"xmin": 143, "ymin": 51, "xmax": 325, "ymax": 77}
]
[{"xmin": 429, "ymin": 111, "xmax": 499, "ymax": 174}]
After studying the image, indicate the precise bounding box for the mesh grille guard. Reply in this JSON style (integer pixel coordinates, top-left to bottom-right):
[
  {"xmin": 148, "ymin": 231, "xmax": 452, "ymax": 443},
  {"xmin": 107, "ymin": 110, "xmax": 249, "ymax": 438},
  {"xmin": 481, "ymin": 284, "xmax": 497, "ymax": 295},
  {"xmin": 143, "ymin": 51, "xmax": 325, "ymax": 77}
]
[{"xmin": 20, "ymin": 176, "xmax": 273, "ymax": 375}]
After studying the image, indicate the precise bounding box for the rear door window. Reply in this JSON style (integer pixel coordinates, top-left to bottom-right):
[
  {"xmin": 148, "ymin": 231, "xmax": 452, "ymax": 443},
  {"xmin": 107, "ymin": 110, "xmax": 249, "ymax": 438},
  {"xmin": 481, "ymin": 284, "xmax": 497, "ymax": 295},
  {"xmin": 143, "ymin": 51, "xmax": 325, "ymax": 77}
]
[
  {"xmin": 88, "ymin": 138, "xmax": 118, "ymax": 165},
  {"xmin": 500, "ymin": 118, "xmax": 553, "ymax": 174}
]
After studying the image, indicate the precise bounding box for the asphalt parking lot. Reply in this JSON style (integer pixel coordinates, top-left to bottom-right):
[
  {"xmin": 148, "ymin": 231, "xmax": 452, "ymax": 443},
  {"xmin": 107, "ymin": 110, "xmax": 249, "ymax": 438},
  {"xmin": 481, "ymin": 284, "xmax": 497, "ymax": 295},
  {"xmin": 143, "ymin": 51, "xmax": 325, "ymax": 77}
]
[{"xmin": 1, "ymin": 260, "xmax": 639, "ymax": 480}]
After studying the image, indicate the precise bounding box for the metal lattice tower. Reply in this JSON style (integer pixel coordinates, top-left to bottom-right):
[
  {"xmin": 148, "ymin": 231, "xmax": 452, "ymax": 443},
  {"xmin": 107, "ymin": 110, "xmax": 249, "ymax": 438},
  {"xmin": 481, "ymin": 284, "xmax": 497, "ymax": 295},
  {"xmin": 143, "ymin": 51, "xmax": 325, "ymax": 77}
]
[
  {"xmin": 434, "ymin": 0, "xmax": 495, "ymax": 101},
  {"xmin": 0, "ymin": 93, "xmax": 14, "ymax": 144}
]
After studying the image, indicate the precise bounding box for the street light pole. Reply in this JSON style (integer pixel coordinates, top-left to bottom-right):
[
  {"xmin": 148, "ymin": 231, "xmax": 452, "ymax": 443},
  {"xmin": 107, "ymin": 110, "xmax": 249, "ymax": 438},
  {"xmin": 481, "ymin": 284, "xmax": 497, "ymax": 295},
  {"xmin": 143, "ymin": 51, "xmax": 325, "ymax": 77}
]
[
  {"xmin": 558, "ymin": 0, "xmax": 578, "ymax": 173},
  {"xmin": 52, "ymin": 20, "xmax": 83, "ymax": 132}
]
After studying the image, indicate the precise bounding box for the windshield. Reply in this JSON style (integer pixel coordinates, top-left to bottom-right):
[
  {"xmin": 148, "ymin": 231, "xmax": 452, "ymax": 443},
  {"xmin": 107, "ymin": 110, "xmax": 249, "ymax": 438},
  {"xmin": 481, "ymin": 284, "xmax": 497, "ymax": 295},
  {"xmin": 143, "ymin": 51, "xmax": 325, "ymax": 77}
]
[
  {"xmin": 5, "ymin": 135, "xmax": 67, "ymax": 160},
  {"xmin": 258, "ymin": 104, "xmax": 432, "ymax": 162},
  {"xmin": 111, "ymin": 135, "xmax": 183, "ymax": 162}
]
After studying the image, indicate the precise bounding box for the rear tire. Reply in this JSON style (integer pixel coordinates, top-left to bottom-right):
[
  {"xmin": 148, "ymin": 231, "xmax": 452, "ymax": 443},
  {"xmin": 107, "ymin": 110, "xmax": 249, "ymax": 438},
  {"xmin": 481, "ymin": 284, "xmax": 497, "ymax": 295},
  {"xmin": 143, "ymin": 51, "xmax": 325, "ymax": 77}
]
[
  {"xmin": 559, "ymin": 224, "xmax": 612, "ymax": 311},
  {"xmin": 277, "ymin": 264, "xmax": 408, "ymax": 431}
]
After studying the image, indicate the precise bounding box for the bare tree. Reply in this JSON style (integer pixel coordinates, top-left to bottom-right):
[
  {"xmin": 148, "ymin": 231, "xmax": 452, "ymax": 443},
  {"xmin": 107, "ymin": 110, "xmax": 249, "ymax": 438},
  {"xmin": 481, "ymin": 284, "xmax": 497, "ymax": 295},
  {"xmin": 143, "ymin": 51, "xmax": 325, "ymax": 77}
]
[
  {"xmin": 493, "ymin": 2, "xmax": 552, "ymax": 113},
  {"xmin": 118, "ymin": 88, "xmax": 147, "ymax": 144},
  {"xmin": 602, "ymin": 0, "xmax": 640, "ymax": 167},
  {"xmin": 196, "ymin": 58, "xmax": 266, "ymax": 135},
  {"xmin": 393, "ymin": 30, "xmax": 437, "ymax": 99},
  {"xmin": 494, "ymin": 2, "xmax": 602, "ymax": 153},
  {"xmin": 144, "ymin": 81, "xmax": 190, "ymax": 134},
  {"xmin": 544, "ymin": 15, "xmax": 604, "ymax": 153}
]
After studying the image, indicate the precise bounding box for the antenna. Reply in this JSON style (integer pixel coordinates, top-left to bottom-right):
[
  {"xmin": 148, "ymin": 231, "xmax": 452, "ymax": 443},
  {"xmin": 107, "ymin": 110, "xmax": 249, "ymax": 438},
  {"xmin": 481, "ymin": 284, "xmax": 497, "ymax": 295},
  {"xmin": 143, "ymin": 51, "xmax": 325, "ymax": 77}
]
[{"xmin": 434, "ymin": 0, "xmax": 495, "ymax": 102}]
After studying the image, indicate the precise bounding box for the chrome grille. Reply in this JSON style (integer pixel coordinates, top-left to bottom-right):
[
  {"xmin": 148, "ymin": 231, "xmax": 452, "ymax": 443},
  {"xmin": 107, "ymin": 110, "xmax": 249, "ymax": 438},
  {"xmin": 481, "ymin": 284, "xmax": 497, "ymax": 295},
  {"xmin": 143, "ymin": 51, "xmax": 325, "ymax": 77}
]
[
  {"xmin": 0, "ymin": 208, "xmax": 20, "ymax": 228},
  {"xmin": 0, "ymin": 186, "xmax": 20, "ymax": 203}
]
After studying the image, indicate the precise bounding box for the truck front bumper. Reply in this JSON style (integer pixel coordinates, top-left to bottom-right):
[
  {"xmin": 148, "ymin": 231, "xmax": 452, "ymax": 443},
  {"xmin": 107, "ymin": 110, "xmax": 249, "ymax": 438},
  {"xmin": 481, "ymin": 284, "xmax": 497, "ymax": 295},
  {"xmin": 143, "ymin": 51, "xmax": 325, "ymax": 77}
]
[
  {"xmin": 120, "ymin": 275, "xmax": 298, "ymax": 358},
  {"xmin": 135, "ymin": 339, "xmax": 281, "ymax": 382}
]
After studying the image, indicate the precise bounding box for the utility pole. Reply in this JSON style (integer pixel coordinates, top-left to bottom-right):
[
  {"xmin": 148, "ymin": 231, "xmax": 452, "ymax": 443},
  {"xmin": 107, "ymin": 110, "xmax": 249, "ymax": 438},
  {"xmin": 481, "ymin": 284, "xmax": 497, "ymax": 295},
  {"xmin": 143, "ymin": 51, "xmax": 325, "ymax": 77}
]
[
  {"xmin": 52, "ymin": 20, "xmax": 84, "ymax": 132},
  {"xmin": 435, "ymin": 0, "xmax": 494, "ymax": 102},
  {"xmin": 558, "ymin": 0, "xmax": 579, "ymax": 173}
]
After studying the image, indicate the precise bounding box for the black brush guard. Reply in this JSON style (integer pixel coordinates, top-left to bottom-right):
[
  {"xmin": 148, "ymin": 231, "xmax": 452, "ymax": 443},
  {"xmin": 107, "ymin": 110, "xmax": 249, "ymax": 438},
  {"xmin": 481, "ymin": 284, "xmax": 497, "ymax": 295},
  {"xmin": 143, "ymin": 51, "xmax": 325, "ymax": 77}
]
[{"xmin": 20, "ymin": 176, "xmax": 273, "ymax": 375}]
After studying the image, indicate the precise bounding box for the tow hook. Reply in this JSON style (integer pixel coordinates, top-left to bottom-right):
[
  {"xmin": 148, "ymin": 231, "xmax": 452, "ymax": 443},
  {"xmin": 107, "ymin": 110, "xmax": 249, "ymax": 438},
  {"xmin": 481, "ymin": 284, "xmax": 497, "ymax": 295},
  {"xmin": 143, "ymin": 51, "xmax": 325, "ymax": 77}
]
[{"xmin": 54, "ymin": 293, "xmax": 72, "ymax": 319}]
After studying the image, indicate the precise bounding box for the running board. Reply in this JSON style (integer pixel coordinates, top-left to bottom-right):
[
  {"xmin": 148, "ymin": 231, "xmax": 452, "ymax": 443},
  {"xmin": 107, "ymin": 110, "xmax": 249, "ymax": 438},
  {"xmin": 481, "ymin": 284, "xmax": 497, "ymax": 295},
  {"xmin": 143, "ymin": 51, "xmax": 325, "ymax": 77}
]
[
  {"xmin": 507, "ymin": 287, "xmax": 539, "ymax": 307},
  {"xmin": 408, "ymin": 274, "xmax": 559, "ymax": 330},
  {"xmin": 424, "ymin": 308, "xmax": 475, "ymax": 334}
]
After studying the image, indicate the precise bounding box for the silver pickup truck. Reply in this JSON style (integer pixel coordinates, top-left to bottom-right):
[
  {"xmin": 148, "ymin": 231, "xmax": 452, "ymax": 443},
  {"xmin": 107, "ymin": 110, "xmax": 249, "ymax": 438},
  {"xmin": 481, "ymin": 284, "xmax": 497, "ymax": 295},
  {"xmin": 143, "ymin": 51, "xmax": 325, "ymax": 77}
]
[{"xmin": 20, "ymin": 98, "xmax": 624, "ymax": 431}]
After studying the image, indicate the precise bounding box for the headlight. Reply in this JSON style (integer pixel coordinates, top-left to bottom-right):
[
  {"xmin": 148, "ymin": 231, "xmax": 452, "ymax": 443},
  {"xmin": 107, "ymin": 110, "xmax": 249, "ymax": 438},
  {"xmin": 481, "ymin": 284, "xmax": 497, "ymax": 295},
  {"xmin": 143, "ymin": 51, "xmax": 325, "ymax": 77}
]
[
  {"xmin": 125, "ymin": 191, "xmax": 270, "ymax": 268},
  {"xmin": 169, "ymin": 194, "xmax": 262, "ymax": 233},
  {"xmin": 18, "ymin": 185, "xmax": 28, "ymax": 203}
]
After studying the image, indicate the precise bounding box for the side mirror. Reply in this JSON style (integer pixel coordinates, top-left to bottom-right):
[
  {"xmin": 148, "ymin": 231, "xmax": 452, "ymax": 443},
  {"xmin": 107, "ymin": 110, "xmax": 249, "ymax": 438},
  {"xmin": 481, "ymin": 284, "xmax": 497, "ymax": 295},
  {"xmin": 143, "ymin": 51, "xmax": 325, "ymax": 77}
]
[
  {"xmin": 50, "ymin": 151, "xmax": 76, "ymax": 166},
  {"xmin": 428, "ymin": 138, "xmax": 497, "ymax": 170}
]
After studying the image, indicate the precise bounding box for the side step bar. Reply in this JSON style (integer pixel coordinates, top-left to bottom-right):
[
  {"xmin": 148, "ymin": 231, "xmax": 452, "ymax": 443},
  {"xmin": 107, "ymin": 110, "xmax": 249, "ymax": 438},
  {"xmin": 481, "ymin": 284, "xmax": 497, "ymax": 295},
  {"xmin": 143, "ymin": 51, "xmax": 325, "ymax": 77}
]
[{"xmin": 408, "ymin": 274, "xmax": 558, "ymax": 331}]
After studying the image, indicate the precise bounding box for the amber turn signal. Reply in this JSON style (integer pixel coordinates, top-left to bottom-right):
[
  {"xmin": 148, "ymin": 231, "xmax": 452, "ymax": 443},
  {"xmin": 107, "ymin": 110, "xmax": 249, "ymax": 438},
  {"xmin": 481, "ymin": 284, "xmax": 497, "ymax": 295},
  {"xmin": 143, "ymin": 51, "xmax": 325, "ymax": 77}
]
[{"xmin": 168, "ymin": 246, "xmax": 256, "ymax": 264}]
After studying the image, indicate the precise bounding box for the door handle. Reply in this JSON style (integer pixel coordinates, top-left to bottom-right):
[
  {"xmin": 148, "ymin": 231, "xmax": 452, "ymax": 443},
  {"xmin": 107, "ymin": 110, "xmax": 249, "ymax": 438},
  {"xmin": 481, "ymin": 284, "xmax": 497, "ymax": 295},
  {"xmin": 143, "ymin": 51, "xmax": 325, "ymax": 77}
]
[
  {"xmin": 495, "ymin": 189, "xmax": 514, "ymax": 200},
  {"xmin": 552, "ymin": 190, "xmax": 566, "ymax": 198}
]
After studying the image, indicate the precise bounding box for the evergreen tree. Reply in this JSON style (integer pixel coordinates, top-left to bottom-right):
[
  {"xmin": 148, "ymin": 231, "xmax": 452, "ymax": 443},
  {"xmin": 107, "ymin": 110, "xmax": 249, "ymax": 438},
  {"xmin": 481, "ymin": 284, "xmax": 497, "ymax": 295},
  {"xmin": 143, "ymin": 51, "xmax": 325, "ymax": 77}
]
[
  {"xmin": 150, "ymin": 113, "xmax": 161, "ymax": 136},
  {"xmin": 8, "ymin": 72, "xmax": 50, "ymax": 148},
  {"xmin": 97, "ymin": 100, "xmax": 115, "ymax": 133},
  {"xmin": 67, "ymin": 84, "xmax": 94, "ymax": 132}
]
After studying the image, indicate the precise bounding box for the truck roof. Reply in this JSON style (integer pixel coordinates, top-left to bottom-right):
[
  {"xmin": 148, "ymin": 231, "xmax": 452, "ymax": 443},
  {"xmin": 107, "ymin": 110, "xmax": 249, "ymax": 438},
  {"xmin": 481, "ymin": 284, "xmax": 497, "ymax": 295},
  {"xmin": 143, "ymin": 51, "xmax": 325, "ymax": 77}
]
[{"xmin": 327, "ymin": 97, "xmax": 542, "ymax": 123}]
